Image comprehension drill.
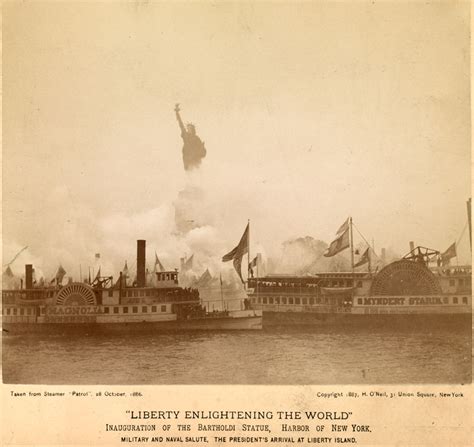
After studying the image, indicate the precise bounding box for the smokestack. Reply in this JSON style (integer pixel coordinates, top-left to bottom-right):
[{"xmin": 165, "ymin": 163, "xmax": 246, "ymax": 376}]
[
  {"xmin": 409, "ymin": 241, "xmax": 415, "ymax": 252},
  {"xmin": 137, "ymin": 240, "xmax": 146, "ymax": 288},
  {"xmin": 25, "ymin": 264, "xmax": 33, "ymax": 289}
]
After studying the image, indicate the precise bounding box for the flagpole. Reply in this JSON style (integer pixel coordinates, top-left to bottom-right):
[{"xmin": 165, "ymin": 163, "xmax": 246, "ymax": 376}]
[
  {"xmin": 350, "ymin": 217, "xmax": 354, "ymax": 274},
  {"xmin": 256, "ymin": 257, "xmax": 259, "ymax": 306},
  {"xmin": 220, "ymin": 274, "xmax": 224, "ymax": 311},
  {"xmin": 247, "ymin": 219, "xmax": 250, "ymax": 290}
]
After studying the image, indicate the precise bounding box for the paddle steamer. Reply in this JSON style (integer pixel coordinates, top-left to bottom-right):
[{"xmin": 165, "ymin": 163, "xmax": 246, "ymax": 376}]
[{"xmin": 2, "ymin": 240, "xmax": 262, "ymax": 334}]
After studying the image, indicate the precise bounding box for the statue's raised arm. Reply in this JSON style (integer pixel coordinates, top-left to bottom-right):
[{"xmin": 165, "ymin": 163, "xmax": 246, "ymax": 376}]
[
  {"xmin": 175, "ymin": 103, "xmax": 186, "ymax": 135},
  {"xmin": 174, "ymin": 104, "xmax": 207, "ymax": 171}
]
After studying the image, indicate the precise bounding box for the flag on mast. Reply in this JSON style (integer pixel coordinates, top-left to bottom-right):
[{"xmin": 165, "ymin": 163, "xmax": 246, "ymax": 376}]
[
  {"xmin": 182, "ymin": 254, "xmax": 194, "ymax": 272},
  {"xmin": 51, "ymin": 265, "xmax": 66, "ymax": 285},
  {"xmin": 248, "ymin": 255, "xmax": 258, "ymax": 278},
  {"xmin": 441, "ymin": 242, "xmax": 456, "ymax": 266},
  {"xmin": 222, "ymin": 223, "xmax": 249, "ymax": 283},
  {"xmin": 154, "ymin": 253, "xmax": 165, "ymax": 272},
  {"xmin": 324, "ymin": 219, "xmax": 350, "ymax": 257},
  {"xmin": 354, "ymin": 247, "xmax": 370, "ymax": 268}
]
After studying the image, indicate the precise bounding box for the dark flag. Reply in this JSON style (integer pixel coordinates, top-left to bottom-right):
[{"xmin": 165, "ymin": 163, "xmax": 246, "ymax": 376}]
[
  {"xmin": 441, "ymin": 242, "xmax": 456, "ymax": 266},
  {"xmin": 154, "ymin": 253, "xmax": 165, "ymax": 272},
  {"xmin": 248, "ymin": 255, "xmax": 258, "ymax": 278},
  {"xmin": 222, "ymin": 223, "xmax": 249, "ymax": 283},
  {"xmin": 324, "ymin": 227, "xmax": 350, "ymax": 257},
  {"xmin": 354, "ymin": 247, "xmax": 370, "ymax": 268},
  {"xmin": 4, "ymin": 266, "xmax": 14, "ymax": 277}
]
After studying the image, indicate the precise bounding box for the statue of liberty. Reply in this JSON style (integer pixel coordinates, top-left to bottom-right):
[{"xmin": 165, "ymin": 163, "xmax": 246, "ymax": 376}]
[{"xmin": 175, "ymin": 104, "xmax": 207, "ymax": 171}]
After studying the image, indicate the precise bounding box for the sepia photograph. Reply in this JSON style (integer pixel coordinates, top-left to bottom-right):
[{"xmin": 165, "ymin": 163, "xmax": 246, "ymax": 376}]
[{"xmin": 2, "ymin": 1, "xmax": 471, "ymax": 388}]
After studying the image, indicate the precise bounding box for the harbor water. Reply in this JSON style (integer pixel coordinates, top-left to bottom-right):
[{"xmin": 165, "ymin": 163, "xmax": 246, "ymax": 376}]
[{"xmin": 2, "ymin": 326, "xmax": 471, "ymax": 384}]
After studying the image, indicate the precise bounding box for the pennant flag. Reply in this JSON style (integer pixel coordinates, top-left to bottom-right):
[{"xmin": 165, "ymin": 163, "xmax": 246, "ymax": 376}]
[
  {"xmin": 154, "ymin": 253, "xmax": 165, "ymax": 272},
  {"xmin": 182, "ymin": 254, "xmax": 194, "ymax": 272},
  {"xmin": 94, "ymin": 267, "xmax": 101, "ymax": 281},
  {"xmin": 441, "ymin": 242, "xmax": 456, "ymax": 266},
  {"xmin": 196, "ymin": 269, "xmax": 212, "ymax": 287},
  {"xmin": 324, "ymin": 226, "xmax": 350, "ymax": 257},
  {"xmin": 4, "ymin": 266, "xmax": 14, "ymax": 277},
  {"xmin": 354, "ymin": 247, "xmax": 370, "ymax": 268},
  {"xmin": 52, "ymin": 265, "xmax": 66, "ymax": 285},
  {"xmin": 123, "ymin": 261, "xmax": 129, "ymax": 277},
  {"xmin": 222, "ymin": 223, "xmax": 249, "ymax": 283}
]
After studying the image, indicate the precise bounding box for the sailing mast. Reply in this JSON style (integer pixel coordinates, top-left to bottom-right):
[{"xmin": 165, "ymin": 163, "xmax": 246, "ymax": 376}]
[
  {"xmin": 349, "ymin": 217, "xmax": 355, "ymax": 274},
  {"xmin": 247, "ymin": 219, "xmax": 250, "ymax": 290}
]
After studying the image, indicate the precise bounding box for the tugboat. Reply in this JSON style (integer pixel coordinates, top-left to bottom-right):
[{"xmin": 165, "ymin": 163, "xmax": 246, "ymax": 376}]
[{"xmin": 2, "ymin": 240, "xmax": 262, "ymax": 334}]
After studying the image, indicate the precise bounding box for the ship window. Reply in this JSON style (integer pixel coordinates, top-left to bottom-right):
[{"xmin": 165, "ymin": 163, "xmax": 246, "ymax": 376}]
[
  {"xmin": 462, "ymin": 296, "xmax": 468, "ymax": 304},
  {"xmin": 302, "ymin": 298, "xmax": 307, "ymax": 305},
  {"xmin": 289, "ymin": 297, "xmax": 294, "ymax": 305},
  {"xmin": 295, "ymin": 298, "xmax": 301, "ymax": 305},
  {"xmin": 123, "ymin": 307, "xmax": 129, "ymax": 313},
  {"xmin": 104, "ymin": 307, "xmax": 110, "ymax": 314},
  {"xmin": 108, "ymin": 290, "xmax": 113, "ymax": 297},
  {"xmin": 257, "ymin": 297, "xmax": 261, "ymax": 303},
  {"xmin": 275, "ymin": 297, "xmax": 280, "ymax": 304},
  {"xmin": 443, "ymin": 297, "xmax": 448, "ymax": 304},
  {"xmin": 449, "ymin": 279, "xmax": 455, "ymax": 286},
  {"xmin": 358, "ymin": 298, "xmax": 362, "ymax": 304},
  {"xmin": 252, "ymin": 298, "xmax": 256, "ymax": 304},
  {"xmin": 142, "ymin": 306, "xmax": 147, "ymax": 313},
  {"xmin": 282, "ymin": 297, "xmax": 287, "ymax": 304},
  {"xmin": 309, "ymin": 298, "xmax": 314, "ymax": 305},
  {"xmin": 20, "ymin": 308, "xmax": 24, "ymax": 315},
  {"xmin": 114, "ymin": 307, "xmax": 119, "ymax": 314},
  {"xmin": 152, "ymin": 306, "xmax": 157, "ymax": 312},
  {"xmin": 269, "ymin": 297, "xmax": 274, "ymax": 304},
  {"xmin": 161, "ymin": 305, "xmax": 166, "ymax": 312},
  {"xmin": 453, "ymin": 297, "xmax": 458, "ymax": 304},
  {"xmin": 13, "ymin": 308, "xmax": 17, "ymax": 315},
  {"xmin": 6, "ymin": 308, "xmax": 11, "ymax": 315},
  {"xmin": 134, "ymin": 291, "xmax": 138, "ymax": 297},
  {"xmin": 133, "ymin": 306, "xmax": 138, "ymax": 313},
  {"xmin": 263, "ymin": 297, "xmax": 267, "ymax": 304},
  {"xmin": 140, "ymin": 291, "xmax": 145, "ymax": 297},
  {"xmin": 356, "ymin": 281, "xmax": 362, "ymax": 288}
]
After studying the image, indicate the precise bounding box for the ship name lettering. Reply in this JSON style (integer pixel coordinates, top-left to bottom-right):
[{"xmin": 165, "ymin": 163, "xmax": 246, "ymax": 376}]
[
  {"xmin": 408, "ymin": 297, "xmax": 442, "ymax": 305},
  {"xmin": 363, "ymin": 298, "xmax": 405, "ymax": 306}
]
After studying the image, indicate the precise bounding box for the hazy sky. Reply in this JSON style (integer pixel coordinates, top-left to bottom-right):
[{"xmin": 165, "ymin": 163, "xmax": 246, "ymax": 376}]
[{"xmin": 3, "ymin": 2, "xmax": 471, "ymax": 278}]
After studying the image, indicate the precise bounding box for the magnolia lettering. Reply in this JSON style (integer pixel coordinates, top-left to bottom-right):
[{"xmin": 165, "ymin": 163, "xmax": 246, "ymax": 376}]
[{"xmin": 47, "ymin": 306, "xmax": 103, "ymax": 315}]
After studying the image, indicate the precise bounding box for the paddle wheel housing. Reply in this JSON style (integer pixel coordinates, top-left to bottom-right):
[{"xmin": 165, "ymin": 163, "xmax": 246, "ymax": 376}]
[{"xmin": 370, "ymin": 259, "xmax": 442, "ymax": 296}]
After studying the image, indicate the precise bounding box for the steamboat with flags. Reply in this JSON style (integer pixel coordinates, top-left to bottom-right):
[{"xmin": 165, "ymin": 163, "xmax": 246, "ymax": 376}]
[
  {"xmin": 227, "ymin": 201, "xmax": 472, "ymax": 330},
  {"xmin": 2, "ymin": 239, "xmax": 262, "ymax": 334}
]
